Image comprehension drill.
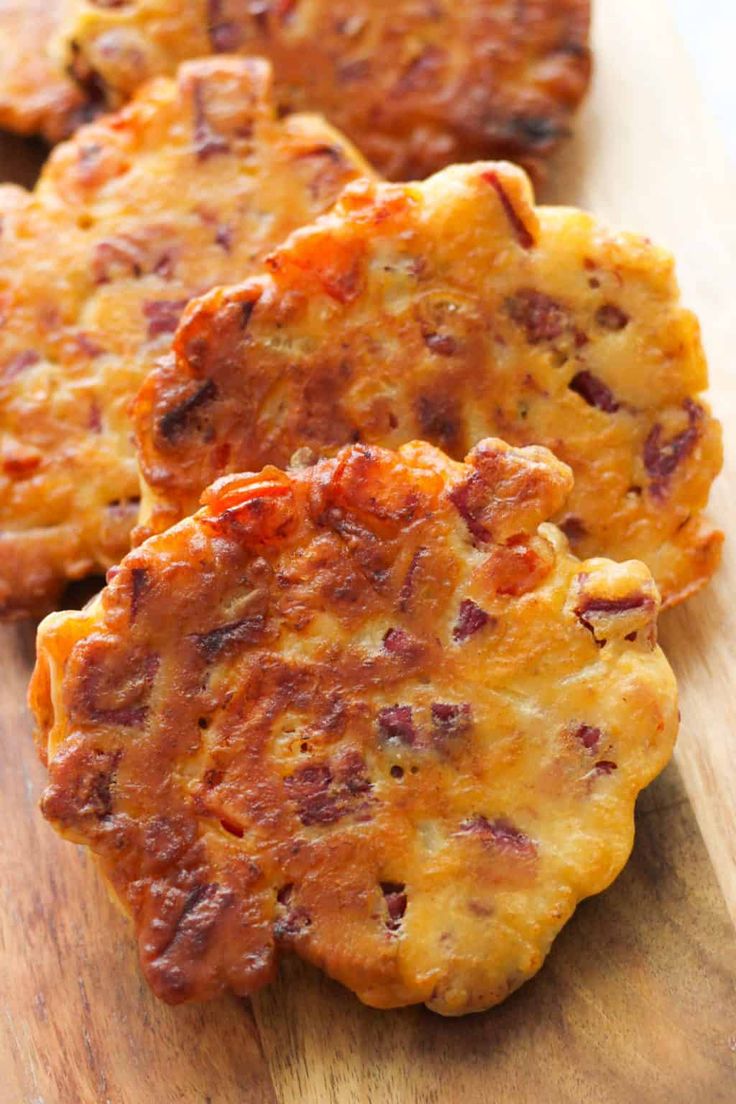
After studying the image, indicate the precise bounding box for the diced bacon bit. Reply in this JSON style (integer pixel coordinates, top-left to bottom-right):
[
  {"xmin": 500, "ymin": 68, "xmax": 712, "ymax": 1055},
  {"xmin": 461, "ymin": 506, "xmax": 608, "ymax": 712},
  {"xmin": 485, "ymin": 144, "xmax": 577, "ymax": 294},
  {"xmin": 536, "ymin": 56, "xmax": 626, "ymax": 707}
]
[
  {"xmin": 460, "ymin": 815, "xmax": 536, "ymax": 857},
  {"xmin": 191, "ymin": 615, "xmax": 266, "ymax": 661},
  {"xmin": 76, "ymin": 747, "xmax": 122, "ymax": 819},
  {"xmin": 93, "ymin": 237, "xmax": 145, "ymax": 284},
  {"xmin": 506, "ymin": 289, "xmax": 569, "ymax": 344},
  {"xmin": 559, "ymin": 516, "xmax": 587, "ymax": 543},
  {"xmin": 416, "ymin": 393, "xmax": 459, "ymax": 447},
  {"xmin": 207, "ymin": 0, "xmax": 244, "ymax": 51},
  {"xmin": 220, "ymin": 817, "xmax": 244, "ymax": 838},
  {"xmin": 88, "ymin": 401, "xmax": 102, "ymax": 432},
  {"xmin": 449, "ymin": 474, "xmax": 492, "ymax": 542},
  {"xmin": 158, "ymin": 378, "xmax": 218, "ymax": 441},
  {"xmin": 398, "ymin": 546, "xmax": 428, "ymax": 611},
  {"xmin": 576, "ymin": 594, "xmax": 653, "ymax": 625},
  {"xmin": 453, "ymin": 599, "xmax": 493, "ymax": 643},
  {"xmin": 2, "ymin": 350, "xmax": 40, "ymax": 379},
  {"xmin": 333, "ymin": 748, "xmax": 373, "ymax": 796},
  {"xmin": 81, "ymin": 654, "xmax": 159, "ymax": 728},
  {"xmin": 644, "ymin": 399, "xmax": 703, "ymax": 482},
  {"xmin": 482, "ymin": 171, "xmax": 535, "ymax": 249},
  {"xmin": 422, "ymin": 331, "xmax": 458, "ymax": 356},
  {"xmin": 143, "ymin": 299, "xmax": 189, "ymax": 339},
  {"xmin": 130, "ymin": 567, "xmax": 149, "ymax": 620},
  {"xmin": 215, "ymin": 224, "xmax": 233, "ymax": 251},
  {"xmin": 284, "ymin": 752, "xmax": 371, "ymax": 827},
  {"xmin": 573, "ymin": 724, "xmax": 601, "ymax": 751},
  {"xmin": 191, "ymin": 79, "xmax": 231, "ymax": 160},
  {"xmin": 574, "ymin": 592, "xmax": 656, "ymax": 646},
  {"xmin": 569, "ymin": 370, "xmax": 620, "ymax": 413},
  {"xmin": 431, "ymin": 702, "xmax": 473, "ymax": 738},
  {"xmin": 380, "ymin": 882, "xmax": 407, "ymax": 931},
  {"xmin": 596, "ymin": 304, "xmax": 629, "ymax": 331},
  {"xmin": 160, "ymin": 883, "xmax": 234, "ymax": 957},
  {"xmin": 377, "ymin": 705, "xmax": 417, "ymax": 746},
  {"xmin": 595, "ymin": 760, "xmax": 618, "ymax": 775},
  {"xmin": 382, "ymin": 627, "xmax": 423, "ymax": 658},
  {"xmin": 284, "ymin": 763, "xmax": 339, "ymax": 826}
]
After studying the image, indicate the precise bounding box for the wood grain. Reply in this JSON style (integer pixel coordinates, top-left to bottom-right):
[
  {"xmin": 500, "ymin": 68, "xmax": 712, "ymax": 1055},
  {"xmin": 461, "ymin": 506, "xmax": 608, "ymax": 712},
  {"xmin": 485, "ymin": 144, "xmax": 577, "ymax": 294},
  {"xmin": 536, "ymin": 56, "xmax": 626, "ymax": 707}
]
[{"xmin": 1, "ymin": 0, "xmax": 735, "ymax": 1101}]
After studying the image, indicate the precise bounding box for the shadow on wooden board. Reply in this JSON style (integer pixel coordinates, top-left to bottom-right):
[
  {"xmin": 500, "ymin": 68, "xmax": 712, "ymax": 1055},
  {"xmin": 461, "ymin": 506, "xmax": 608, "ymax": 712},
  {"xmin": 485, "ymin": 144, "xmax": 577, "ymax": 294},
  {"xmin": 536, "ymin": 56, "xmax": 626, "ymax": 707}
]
[{"xmin": 0, "ymin": 622, "xmax": 734, "ymax": 1104}]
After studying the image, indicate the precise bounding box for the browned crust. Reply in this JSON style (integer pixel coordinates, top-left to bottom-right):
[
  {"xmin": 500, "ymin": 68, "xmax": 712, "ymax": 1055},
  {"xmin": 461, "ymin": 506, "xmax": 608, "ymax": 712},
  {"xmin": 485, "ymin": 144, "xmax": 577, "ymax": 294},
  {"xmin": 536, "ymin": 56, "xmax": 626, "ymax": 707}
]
[
  {"xmin": 134, "ymin": 163, "xmax": 723, "ymax": 608},
  {"xmin": 33, "ymin": 438, "xmax": 677, "ymax": 1013},
  {"xmin": 58, "ymin": 0, "xmax": 591, "ymax": 178}
]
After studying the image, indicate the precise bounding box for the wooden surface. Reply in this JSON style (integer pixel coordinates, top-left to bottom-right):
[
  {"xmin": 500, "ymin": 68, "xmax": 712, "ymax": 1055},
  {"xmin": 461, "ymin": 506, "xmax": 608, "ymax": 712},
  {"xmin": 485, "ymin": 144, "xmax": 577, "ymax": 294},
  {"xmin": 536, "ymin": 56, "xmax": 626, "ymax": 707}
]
[{"xmin": 1, "ymin": 0, "xmax": 736, "ymax": 1101}]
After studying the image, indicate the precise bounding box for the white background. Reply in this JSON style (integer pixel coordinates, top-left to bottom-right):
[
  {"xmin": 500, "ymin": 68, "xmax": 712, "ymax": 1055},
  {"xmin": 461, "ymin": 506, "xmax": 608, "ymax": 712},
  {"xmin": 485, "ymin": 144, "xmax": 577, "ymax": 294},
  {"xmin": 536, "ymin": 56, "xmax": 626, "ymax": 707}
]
[{"xmin": 671, "ymin": 0, "xmax": 735, "ymax": 163}]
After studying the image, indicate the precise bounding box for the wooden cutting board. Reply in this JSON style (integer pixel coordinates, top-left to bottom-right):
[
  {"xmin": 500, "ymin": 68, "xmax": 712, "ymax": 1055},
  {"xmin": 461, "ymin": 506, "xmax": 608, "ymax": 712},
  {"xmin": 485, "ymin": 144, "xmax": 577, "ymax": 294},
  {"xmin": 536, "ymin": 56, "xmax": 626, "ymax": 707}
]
[{"xmin": 1, "ymin": 1, "xmax": 735, "ymax": 1101}]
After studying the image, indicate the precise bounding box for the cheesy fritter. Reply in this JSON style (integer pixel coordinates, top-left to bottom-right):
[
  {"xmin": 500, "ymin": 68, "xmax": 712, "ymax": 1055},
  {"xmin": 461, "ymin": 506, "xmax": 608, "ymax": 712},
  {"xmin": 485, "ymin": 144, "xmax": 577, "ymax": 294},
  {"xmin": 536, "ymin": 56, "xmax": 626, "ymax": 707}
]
[
  {"xmin": 55, "ymin": 0, "xmax": 591, "ymax": 179},
  {"xmin": 0, "ymin": 56, "xmax": 371, "ymax": 618},
  {"xmin": 32, "ymin": 439, "xmax": 678, "ymax": 1015},
  {"xmin": 0, "ymin": 0, "xmax": 87, "ymax": 141},
  {"xmin": 135, "ymin": 162, "xmax": 723, "ymax": 609}
]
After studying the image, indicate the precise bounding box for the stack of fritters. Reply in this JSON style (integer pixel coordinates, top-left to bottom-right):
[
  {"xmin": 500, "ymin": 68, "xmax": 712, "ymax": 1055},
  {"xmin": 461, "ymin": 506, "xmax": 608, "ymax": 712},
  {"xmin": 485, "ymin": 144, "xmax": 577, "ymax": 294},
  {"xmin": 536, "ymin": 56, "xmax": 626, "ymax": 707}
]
[{"xmin": 0, "ymin": 1, "xmax": 722, "ymax": 1016}]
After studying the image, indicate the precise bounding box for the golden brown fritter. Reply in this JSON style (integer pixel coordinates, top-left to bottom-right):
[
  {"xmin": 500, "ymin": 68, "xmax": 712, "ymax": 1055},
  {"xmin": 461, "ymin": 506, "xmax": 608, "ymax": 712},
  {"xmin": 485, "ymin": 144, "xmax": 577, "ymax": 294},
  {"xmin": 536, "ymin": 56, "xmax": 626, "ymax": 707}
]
[
  {"xmin": 0, "ymin": 0, "xmax": 88, "ymax": 141},
  {"xmin": 32, "ymin": 439, "xmax": 678, "ymax": 1014},
  {"xmin": 134, "ymin": 162, "xmax": 723, "ymax": 609},
  {"xmin": 0, "ymin": 56, "xmax": 371, "ymax": 619},
  {"xmin": 56, "ymin": 0, "xmax": 591, "ymax": 179}
]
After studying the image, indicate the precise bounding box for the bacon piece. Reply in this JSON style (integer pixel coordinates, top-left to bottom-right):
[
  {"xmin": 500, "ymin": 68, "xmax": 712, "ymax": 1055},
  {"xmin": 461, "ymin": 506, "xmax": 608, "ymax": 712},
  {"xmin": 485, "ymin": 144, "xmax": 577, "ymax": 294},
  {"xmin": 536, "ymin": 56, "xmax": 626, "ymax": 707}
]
[
  {"xmin": 483, "ymin": 171, "xmax": 535, "ymax": 249},
  {"xmin": 377, "ymin": 705, "xmax": 417, "ymax": 746},
  {"xmin": 569, "ymin": 370, "xmax": 620, "ymax": 413},
  {"xmin": 453, "ymin": 599, "xmax": 493, "ymax": 643},
  {"xmin": 506, "ymin": 289, "xmax": 568, "ymax": 344}
]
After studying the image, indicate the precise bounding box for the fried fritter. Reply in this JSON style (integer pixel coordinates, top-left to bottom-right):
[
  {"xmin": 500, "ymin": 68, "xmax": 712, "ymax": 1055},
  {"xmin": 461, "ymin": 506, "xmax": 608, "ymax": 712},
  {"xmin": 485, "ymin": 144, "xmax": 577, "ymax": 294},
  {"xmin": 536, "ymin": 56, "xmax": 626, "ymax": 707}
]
[
  {"xmin": 55, "ymin": 0, "xmax": 591, "ymax": 179},
  {"xmin": 32, "ymin": 438, "xmax": 678, "ymax": 1014},
  {"xmin": 0, "ymin": 56, "xmax": 371, "ymax": 618},
  {"xmin": 0, "ymin": 0, "xmax": 87, "ymax": 141},
  {"xmin": 134, "ymin": 162, "xmax": 723, "ymax": 609}
]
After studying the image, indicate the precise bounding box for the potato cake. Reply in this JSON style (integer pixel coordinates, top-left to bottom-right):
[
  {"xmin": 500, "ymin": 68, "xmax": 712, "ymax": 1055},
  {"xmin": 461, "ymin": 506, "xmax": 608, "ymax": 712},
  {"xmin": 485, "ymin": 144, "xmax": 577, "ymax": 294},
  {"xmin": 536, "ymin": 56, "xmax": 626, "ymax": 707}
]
[
  {"xmin": 32, "ymin": 439, "xmax": 678, "ymax": 1014},
  {"xmin": 56, "ymin": 0, "xmax": 591, "ymax": 179},
  {"xmin": 135, "ymin": 162, "xmax": 722, "ymax": 608}
]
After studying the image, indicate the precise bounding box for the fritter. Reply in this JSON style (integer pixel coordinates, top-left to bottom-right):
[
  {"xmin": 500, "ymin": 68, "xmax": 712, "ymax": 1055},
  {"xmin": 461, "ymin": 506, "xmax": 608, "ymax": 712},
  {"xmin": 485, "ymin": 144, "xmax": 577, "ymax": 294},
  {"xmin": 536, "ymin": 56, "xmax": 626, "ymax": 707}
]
[
  {"xmin": 134, "ymin": 162, "xmax": 723, "ymax": 609},
  {"xmin": 0, "ymin": 56, "xmax": 371, "ymax": 618},
  {"xmin": 55, "ymin": 0, "xmax": 591, "ymax": 179},
  {"xmin": 0, "ymin": 0, "xmax": 87, "ymax": 141},
  {"xmin": 32, "ymin": 438, "xmax": 678, "ymax": 1014}
]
